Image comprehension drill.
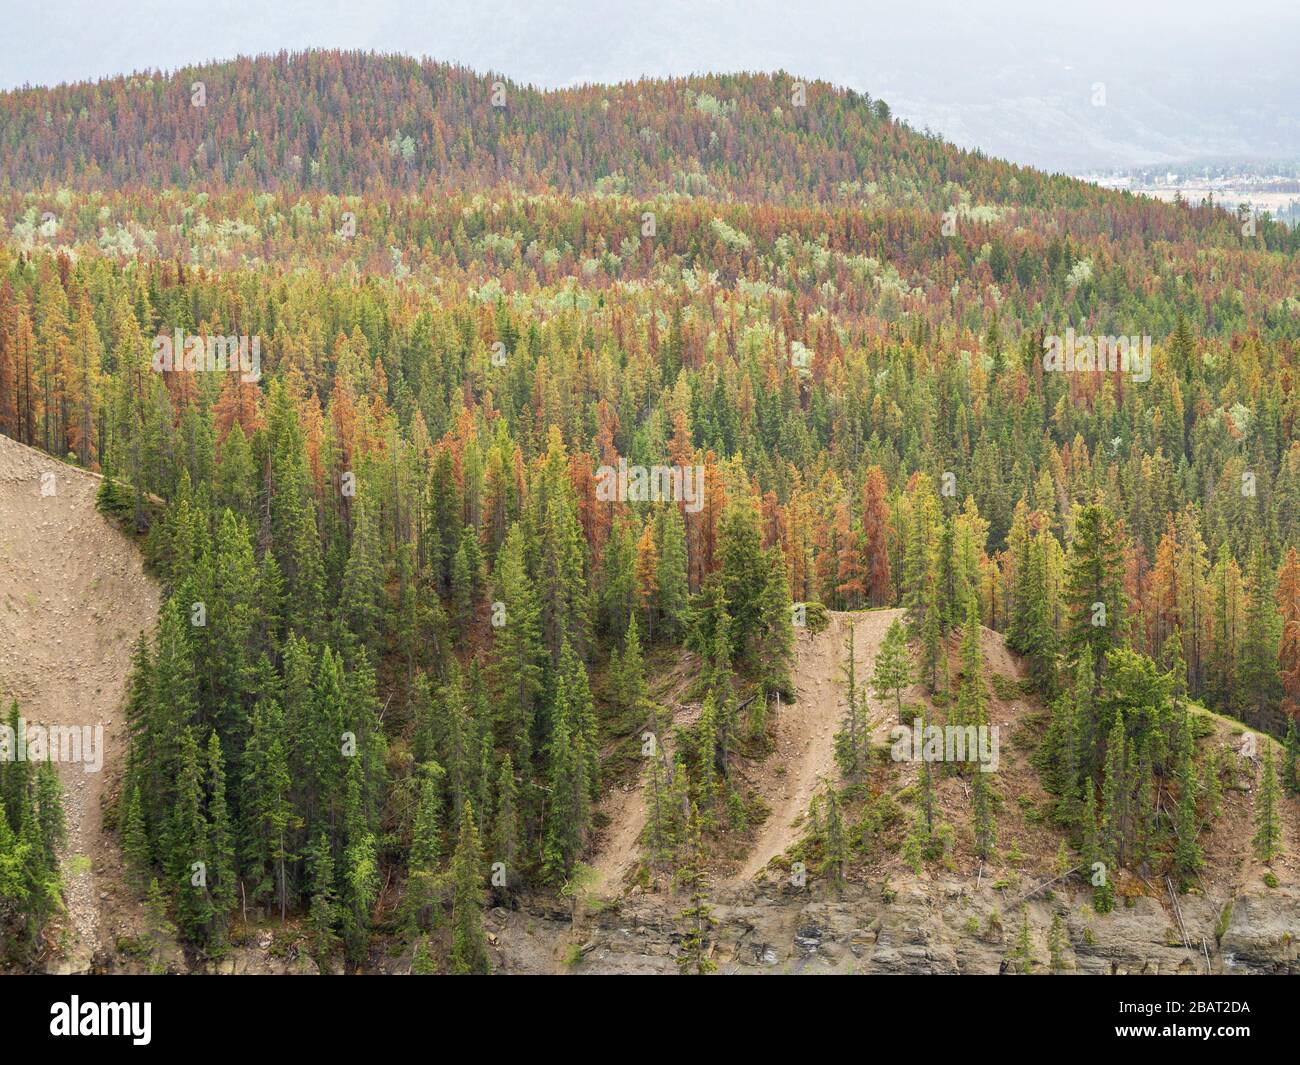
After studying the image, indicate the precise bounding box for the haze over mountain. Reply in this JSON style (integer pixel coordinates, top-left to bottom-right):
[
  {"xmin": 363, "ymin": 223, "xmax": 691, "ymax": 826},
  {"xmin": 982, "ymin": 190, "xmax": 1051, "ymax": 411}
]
[{"xmin": 2, "ymin": 0, "xmax": 1297, "ymax": 172}]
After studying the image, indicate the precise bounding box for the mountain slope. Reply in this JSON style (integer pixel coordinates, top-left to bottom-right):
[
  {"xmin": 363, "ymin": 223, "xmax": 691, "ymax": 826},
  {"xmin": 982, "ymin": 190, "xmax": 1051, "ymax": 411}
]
[
  {"xmin": 0, "ymin": 50, "xmax": 1162, "ymax": 212},
  {"xmin": 0, "ymin": 435, "xmax": 159, "ymax": 972},
  {"xmin": 519, "ymin": 613, "xmax": 1300, "ymax": 975}
]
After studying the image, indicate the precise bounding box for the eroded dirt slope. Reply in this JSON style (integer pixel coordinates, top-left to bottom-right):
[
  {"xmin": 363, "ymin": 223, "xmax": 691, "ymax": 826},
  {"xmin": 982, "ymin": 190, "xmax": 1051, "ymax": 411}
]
[
  {"xmin": 728, "ymin": 608, "xmax": 905, "ymax": 882},
  {"xmin": 0, "ymin": 435, "xmax": 159, "ymax": 971}
]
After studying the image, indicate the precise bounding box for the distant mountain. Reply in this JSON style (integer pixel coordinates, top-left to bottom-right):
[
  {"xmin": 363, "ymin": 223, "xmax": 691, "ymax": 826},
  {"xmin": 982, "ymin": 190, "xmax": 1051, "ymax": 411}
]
[
  {"xmin": 4, "ymin": 0, "xmax": 1297, "ymax": 172},
  {"xmin": 0, "ymin": 50, "xmax": 1133, "ymax": 211}
]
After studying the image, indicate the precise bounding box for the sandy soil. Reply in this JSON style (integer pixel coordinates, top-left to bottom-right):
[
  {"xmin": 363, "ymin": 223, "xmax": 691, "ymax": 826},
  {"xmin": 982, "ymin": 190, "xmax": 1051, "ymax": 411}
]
[{"xmin": 0, "ymin": 435, "xmax": 159, "ymax": 970}]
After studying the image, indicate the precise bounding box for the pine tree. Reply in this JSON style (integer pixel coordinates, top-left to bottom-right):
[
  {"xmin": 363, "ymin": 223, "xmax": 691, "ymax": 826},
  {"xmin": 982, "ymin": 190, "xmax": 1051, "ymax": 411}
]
[
  {"xmin": 918, "ymin": 564, "xmax": 944, "ymax": 692},
  {"xmin": 634, "ymin": 520, "xmax": 660, "ymax": 640},
  {"xmin": 205, "ymin": 732, "xmax": 237, "ymax": 946},
  {"xmin": 121, "ymin": 783, "xmax": 151, "ymax": 887},
  {"xmin": 32, "ymin": 759, "xmax": 64, "ymax": 866},
  {"xmin": 834, "ymin": 622, "xmax": 867, "ymax": 777},
  {"xmin": 1174, "ymin": 726, "xmax": 1202, "ymax": 881},
  {"xmin": 693, "ymin": 693, "xmax": 721, "ymax": 824},
  {"xmin": 612, "ymin": 614, "xmax": 650, "ymax": 723},
  {"xmin": 1063, "ymin": 502, "xmax": 1126, "ymax": 690},
  {"xmin": 561, "ymin": 638, "xmax": 600, "ymax": 800},
  {"xmin": 489, "ymin": 525, "xmax": 543, "ymax": 772},
  {"xmin": 1010, "ymin": 907, "xmax": 1034, "ymax": 974},
  {"xmin": 654, "ymin": 505, "xmax": 690, "ymax": 641},
  {"xmin": 1080, "ymin": 780, "xmax": 1113, "ymax": 914},
  {"xmin": 341, "ymin": 757, "xmax": 379, "ymax": 962},
  {"xmin": 956, "ymin": 595, "xmax": 988, "ymax": 740},
  {"xmin": 675, "ymin": 803, "xmax": 716, "ymax": 975},
  {"xmin": 450, "ymin": 801, "xmax": 490, "ymax": 975},
  {"xmin": 1277, "ymin": 547, "xmax": 1300, "ymax": 717},
  {"xmin": 340, "ymin": 489, "xmax": 387, "ymax": 652},
  {"xmin": 1284, "ymin": 719, "xmax": 1300, "ymax": 796},
  {"xmin": 755, "ymin": 548, "xmax": 795, "ymax": 696},
  {"xmin": 305, "ymin": 832, "xmax": 342, "ymax": 965},
  {"xmin": 1239, "ymin": 545, "xmax": 1282, "ymax": 722},
  {"xmin": 862, "ymin": 466, "xmax": 893, "ymax": 605},
  {"xmin": 1048, "ymin": 913, "xmax": 1066, "ymax": 972},
  {"xmin": 719, "ymin": 490, "xmax": 768, "ymax": 664},
  {"xmin": 404, "ymin": 768, "xmax": 445, "ymax": 932},
  {"xmin": 542, "ymin": 671, "xmax": 590, "ymax": 883},
  {"xmin": 823, "ymin": 789, "xmax": 849, "ymax": 888},
  {"xmin": 598, "ymin": 517, "xmax": 638, "ymax": 643},
  {"xmin": 644, "ymin": 706, "xmax": 675, "ymax": 873},
  {"xmin": 1100, "ymin": 714, "xmax": 1128, "ymax": 870},
  {"xmin": 166, "ymin": 726, "xmax": 211, "ymax": 942},
  {"xmin": 873, "ymin": 618, "xmax": 913, "ymax": 724},
  {"xmin": 1019, "ymin": 534, "xmax": 1061, "ymax": 698},
  {"xmin": 1252, "ymin": 743, "xmax": 1282, "ymax": 864},
  {"xmin": 241, "ymin": 696, "xmax": 300, "ymax": 920},
  {"xmin": 972, "ymin": 761, "xmax": 996, "ymax": 860},
  {"xmin": 490, "ymin": 755, "xmax": 522, "ymax": 897}
]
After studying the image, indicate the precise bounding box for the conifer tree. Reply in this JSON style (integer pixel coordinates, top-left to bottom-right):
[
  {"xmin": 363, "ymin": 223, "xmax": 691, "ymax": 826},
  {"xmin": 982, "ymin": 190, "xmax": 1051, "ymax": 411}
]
[
  {"xmin": 340, "ymin": 757, "xmax": 379, "ymax": 962},
  {"xmin": 675, "ymin": 803, "xmax": 716, "ymax": 975},
  {"xmin": 644, "ymin": 707, "xmax": 675, "ymax": 873},
  {"xmin": 450, "ymin": 801, "xmax": 490, "ymax": 975},
  {"xmin": 562, "ymin": 638, "xmax": 600, "ymax": 800},
  {"xmin": 719, "ymin": 491, "xmax": 768, "ymax": 663},
  {"xmin": 917, "ymin": 565, "xmax": 944, "ymax": 692},
  {"xmin": 823, "ymin": 789, "xmax": 848, "ymax": 888},
  {"xmin": 490, "ymin": 755, "xmax": 522, "ymax": 897},
  {"xmin": 305, "ymin": 832, "xmax": 342, "ymax": 966},
  {"xmin": 972, "ymin": 763, "xmax": 996, "ymax": 860},
  {"xmin": 1252, "ymin": 743, "xmax": 1282, "ymax": 864},
  {"xmin": 1048, "ymin": 913, "xmax": 1066, "ymax": 972},
  {"xmin": 1010, "ymin": 907, "xmax": 1034, "ymax": 974},
  {"xmin": 654, "ymin": 506, "xmax": 690, "ymax": 641},
  {"xmin": 755, "ymin": 549, "xmax": 795, "ymax": 697},
  {"xmin": 241, "ymin": 696, "xmax": 300, "ymax": 920},
  {"xmin": 873, "ymin": 618, "xmax": 913, "ymax": 724},
  {"xmin": 1063, "ymin": 502, "xmax": 1126, "ymax": 690},
  {"xmin": 542, "ymin": 672, "xmax": 590, "ymax": 883},
  {"xmin": 1239, "ymin": 545, "xmax": 1282, "ymax": 722},
  {"xmin": 166, "ymin": 727, "xmax": 211, "ymax": 942},
  {"xmin": 121, "ymin": 783, "xmax": 151, "ymax": 888},
  {"xmin": 1174, "ymin": 727, "xmax": 1202, "ymax": 881},
  {"xmin": 205, "ymin": 732, "xmax": 237, "ymax": 945},
  {"xmin": 341, "ymin": 490, "xmax": 387, "ymax": 652},
  {"xmin": 1283, "ymin": 719, "xmax": 1300, "ymax": 796},
  {"xmin": 404, "ymin": 768, "xmax": 445, "ymax": 932},
  {"xmin": 1100, "ymin": 715, "xmax": 1128, "ymax": 870},
  {"xmin": 834, "ymin": 623, "xmax": 868, "ymax": 778},
  {"xmin": 956, "ymin": 595, "xmax": 988, "ymax": 743},
  {"xmin": 693, "ymin": 693, "xmax": 721, "ymax": 825},
  {"xmin": 612, "ymin": 614, "xmax": 650, "ymax": 724},
  {"xmin": 489, "ymin": 525, "xmax": 543, "ymax": 771},
  {"xmin": 30, "ymin": 759, "xmax": 63, "ymax": 867}
]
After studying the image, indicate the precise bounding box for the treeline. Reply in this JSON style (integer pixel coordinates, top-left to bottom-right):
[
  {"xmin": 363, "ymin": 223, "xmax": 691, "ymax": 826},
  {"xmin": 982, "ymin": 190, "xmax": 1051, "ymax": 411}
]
[{"xmin": 0, "ymin": 52, "xmax": 1180, "ymax": 213}]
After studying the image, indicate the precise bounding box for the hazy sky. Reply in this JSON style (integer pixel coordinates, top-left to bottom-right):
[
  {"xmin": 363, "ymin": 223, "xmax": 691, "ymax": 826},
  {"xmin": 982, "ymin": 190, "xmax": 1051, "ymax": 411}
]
[{"xmin": 2, "ymin": 0, "xmax": 1297, "ymax": 170}]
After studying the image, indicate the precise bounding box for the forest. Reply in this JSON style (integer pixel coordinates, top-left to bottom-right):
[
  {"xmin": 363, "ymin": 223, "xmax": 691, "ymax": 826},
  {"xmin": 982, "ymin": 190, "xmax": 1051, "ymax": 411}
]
[{"xmin": 0, "ymin": 51, "xmax": 1297, "ymax": 974}]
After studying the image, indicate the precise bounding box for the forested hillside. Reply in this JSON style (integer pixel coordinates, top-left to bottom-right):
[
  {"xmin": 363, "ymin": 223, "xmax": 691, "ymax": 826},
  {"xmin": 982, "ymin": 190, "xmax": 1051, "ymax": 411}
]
[{"xmin": 1, "ymin": 51, "xmax": 1297, "ymax": 973}]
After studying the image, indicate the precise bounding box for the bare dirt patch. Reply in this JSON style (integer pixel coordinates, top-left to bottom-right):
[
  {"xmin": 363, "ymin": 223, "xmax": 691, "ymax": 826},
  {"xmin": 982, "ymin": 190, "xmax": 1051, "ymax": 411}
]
[
  {"xmin": 727, "ymin": 608, "xmax": 905, "ymax": 883},
  {"xmin": 0, "ymin": 435, "xmax": 159, "ymax": 971}
]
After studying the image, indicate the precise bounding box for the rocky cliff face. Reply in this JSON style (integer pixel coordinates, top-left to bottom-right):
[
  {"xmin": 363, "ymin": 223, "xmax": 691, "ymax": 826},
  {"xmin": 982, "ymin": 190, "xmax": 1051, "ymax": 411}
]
[{"xmin": 489, "ymin": 878, "xmax": 1300, "ymax": 975}]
